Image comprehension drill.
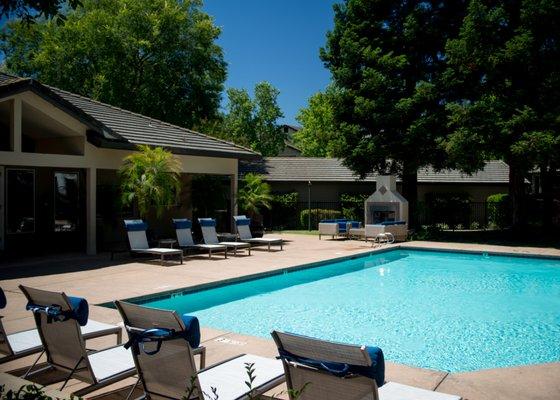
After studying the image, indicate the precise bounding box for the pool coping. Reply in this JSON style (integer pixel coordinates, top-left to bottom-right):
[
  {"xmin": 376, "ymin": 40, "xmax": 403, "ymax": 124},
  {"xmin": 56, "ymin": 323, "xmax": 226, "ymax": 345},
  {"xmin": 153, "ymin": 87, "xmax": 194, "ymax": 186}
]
[{"xmin": 100, "ymin": 243, "xmax": 560, "ymax": 307}]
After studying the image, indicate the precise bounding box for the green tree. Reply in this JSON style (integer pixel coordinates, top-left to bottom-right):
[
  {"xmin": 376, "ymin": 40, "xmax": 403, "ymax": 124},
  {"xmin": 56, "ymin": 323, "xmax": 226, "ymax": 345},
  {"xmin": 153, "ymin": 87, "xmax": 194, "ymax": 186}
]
[
  {"xmin": 320, "ymin": 0, "xmax": 467, "ymax": 226},
  {"xmin": 443, "ymin": 0, "xmax": 560, "ymax": 228},
  {"xmin": 1, "ymin": 0, "xmax": 226, "ymax": 129},
  {"xmin": 223, "ymin": 82, "xmax": 286, "ymax": 156},
  {"xmin": 119, "ymin": 145, "xmax": 182, "ymax": 218},
  {"xmin": 237, "ymin": 173, "xmax": 273, "ymax": 219},
  {"xmin": 293, "ymin": 87, "xmax": 341, "ymax": 157}
]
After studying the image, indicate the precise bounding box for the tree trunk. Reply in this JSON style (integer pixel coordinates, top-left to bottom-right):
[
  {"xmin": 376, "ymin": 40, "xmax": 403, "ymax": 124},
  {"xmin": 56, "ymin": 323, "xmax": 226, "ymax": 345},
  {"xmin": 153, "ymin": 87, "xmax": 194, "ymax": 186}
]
[
  {"xmin": 401, "ymin": 165, "xmax": 418, "ymax": 229},
  {"xmin": 509, "ymin": 164, "xmax": 527, "ymax": 231}
]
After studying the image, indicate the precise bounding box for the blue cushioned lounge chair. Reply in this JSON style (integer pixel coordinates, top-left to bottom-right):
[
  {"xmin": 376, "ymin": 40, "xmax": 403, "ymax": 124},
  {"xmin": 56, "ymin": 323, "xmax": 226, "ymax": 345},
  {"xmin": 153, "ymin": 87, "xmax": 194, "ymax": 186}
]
[
  {"xmin": 0, "ymin": 287, "xmax": 121, "ymax": 365},
  {"xmin": 124, "ymin": 219, "xmax": 183, "ymax": 265},
  {"xmin": 115, "ymin": 301, "xmax": 284, "ymax": 400},
  {"xmin": 272, "ymin": 331, "xmax": 461, "ymax": 400},
  {"xmin": 18, "ymin": 286, "xmax": 136, "ymax": 397},
  {"xmin": 198, "ymin": 218, "xmax": 251, "ymax": 256},
  {"xmin": 233, "ymin": 215, "xmax": 283, "ymax": 251},
  {"xmin": 173, "ymin": 218, "xmax": 228, "ymax": 258}
]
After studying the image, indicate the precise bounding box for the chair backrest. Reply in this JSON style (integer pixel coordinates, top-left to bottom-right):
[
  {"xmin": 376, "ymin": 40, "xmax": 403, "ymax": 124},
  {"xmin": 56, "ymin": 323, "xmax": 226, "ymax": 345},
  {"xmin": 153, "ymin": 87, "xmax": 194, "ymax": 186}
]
[
  {"xmin": 115, "ymin": 301, "xmax": 201, "ymax": 399},
  {"xmin": 234, "ymin": 216, "xmax": 253, "ymax": 240},
  {"xmin": 0, "ymin": 288, "xmax": 13, "ymax": 356},
  {"xmin": 173, "ymin": 218, "xmax": 195, "ymax": 247},
  {"xmin": 19, "ymin": 286, "xmax": 95, "ymax": 383},
  {"xmin": 124, "ymin": 219, "xmax": 150, "ymax": 250},
  {"xmin": 271, "ymin": 331, "xmax": 379, "ymax": 400},
  {"xmin": 198, "ymin": 218, "xmax": 219, "ymax": 245}
]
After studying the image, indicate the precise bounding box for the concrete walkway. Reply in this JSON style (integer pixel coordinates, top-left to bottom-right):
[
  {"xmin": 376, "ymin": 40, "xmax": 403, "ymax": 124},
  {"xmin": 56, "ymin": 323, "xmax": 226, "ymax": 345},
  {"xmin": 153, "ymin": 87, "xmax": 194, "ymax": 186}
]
[{"xmin": 1, "ymin": 235, "xmax": 559, "ymax": 399}]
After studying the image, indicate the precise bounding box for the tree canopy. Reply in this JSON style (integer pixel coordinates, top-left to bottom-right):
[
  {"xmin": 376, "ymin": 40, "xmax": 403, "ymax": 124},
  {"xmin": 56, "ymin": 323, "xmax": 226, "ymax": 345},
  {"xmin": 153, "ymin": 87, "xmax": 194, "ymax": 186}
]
[
  {"xmin": 293, "ymin": 87, "xmax": 341, "ymax": 157},
  {"xmin": 320, "ymin": 0, "xmax": 467, "ymax": 224},
  {"xmin": 443, "ymin": 0, "xmax": 560, "ymax": 226},
  {"xmin": 1, "ymin": 0, "xmax": 226, "ymax": 129},
  {"xmin": 221, "ymin": 82, "xmax": 286, "ymax": 156}
]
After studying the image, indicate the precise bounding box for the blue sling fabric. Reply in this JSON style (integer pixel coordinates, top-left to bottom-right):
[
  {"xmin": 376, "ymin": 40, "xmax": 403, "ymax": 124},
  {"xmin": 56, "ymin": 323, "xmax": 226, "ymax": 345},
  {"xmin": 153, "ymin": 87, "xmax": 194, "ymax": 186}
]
[
  {"xmin": 124, "ymin": 219, "xmax": 148, "ymax": 232},
  {"xmin": 198, "ymin": 218, "xmax": 216, "ymax": 227},
  {"xmin": 173, "ymin": 218, "xmax": 192, "ymax": 229},
  {"xmin": 124, "ymin": 314, "xmax": 201, "ymax": 355},
  {"xmin": 0, "ymin": 287, "xmax": 6, "ymax": 309},
  {"xmin": 235, "ymin": 218, "xmax": 251, "ymax": 226},
  {"xmin": 278, "ymin": 345, "xmax": 385, "ymax": 388},
  {"xmin": 26, "ymin": 296, "xmax": 89, "ymax": 326}
]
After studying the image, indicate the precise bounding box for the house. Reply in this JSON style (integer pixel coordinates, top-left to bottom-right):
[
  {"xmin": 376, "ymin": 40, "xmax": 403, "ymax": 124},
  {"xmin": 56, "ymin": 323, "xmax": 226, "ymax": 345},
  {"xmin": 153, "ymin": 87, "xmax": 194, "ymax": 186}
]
[
  {"xmin": 278, "ymin": 124, "xmax": 303, "ymax": 157},
  {"xmin": 240, "ymin": 157, "xmax": 510, "ymax": 202},
  {"xmin": 0, "ymin": 73, "xmax": 258, "ymax": 256}
]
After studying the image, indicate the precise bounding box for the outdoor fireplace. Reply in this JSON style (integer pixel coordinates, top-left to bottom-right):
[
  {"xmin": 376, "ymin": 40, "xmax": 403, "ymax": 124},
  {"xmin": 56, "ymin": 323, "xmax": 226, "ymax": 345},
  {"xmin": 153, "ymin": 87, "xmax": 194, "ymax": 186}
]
[{"xmin": 365, "ymin": 175, "xmax": 408, "ymax": 227}]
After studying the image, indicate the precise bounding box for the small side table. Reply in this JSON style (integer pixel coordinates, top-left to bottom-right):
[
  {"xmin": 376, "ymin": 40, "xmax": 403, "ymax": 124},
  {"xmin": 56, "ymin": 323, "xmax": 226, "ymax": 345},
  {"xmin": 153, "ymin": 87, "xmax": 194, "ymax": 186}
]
[{"xmin": 158, "ymin": 239, "xmax": 177, "ymax": 248}]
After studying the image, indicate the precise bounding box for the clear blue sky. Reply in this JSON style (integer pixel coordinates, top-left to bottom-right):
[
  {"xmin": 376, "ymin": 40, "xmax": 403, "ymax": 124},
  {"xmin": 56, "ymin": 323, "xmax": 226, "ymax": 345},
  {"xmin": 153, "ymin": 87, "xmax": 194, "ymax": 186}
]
[{"xmin": 204, "ymin": 0, "xmax": 338, "ymax": 125}]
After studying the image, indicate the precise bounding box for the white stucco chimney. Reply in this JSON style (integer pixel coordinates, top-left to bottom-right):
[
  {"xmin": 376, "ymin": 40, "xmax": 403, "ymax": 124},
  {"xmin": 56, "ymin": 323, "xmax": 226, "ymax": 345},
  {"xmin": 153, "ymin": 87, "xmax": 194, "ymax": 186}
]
[{"xmin": 364, "ymin": 175, "xmax": 409, "ymax": 227}]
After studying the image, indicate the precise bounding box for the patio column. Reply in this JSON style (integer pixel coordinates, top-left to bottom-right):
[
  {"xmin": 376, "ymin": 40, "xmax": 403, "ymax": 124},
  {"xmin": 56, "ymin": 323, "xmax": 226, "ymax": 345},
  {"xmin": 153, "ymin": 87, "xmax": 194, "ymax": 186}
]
[
  {"xmin": 86, "ymin": 167, "xmax": 97, "ymax": 255},
  {"xmin": 11, "ymin": 98, "xmax": 22, "ymax": 152},
  {"xmin": 230, "ymin": 173, "xmax": 238, "ymax": 232}
]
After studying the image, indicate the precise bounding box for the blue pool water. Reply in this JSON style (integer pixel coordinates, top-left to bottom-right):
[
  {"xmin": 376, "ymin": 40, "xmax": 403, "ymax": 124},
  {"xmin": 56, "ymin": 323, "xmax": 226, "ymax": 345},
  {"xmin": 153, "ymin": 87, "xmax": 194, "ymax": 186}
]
[{"xmin": 131, "ymin": 249, "xmax": 560, "ymax": 372}]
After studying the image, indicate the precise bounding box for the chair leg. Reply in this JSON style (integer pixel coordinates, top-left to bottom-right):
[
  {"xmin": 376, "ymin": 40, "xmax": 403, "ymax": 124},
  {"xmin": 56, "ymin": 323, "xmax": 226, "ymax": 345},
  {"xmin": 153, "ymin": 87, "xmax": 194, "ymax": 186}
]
[
  {"xmin": 180, "ymin": 253, "xmax": 183, "ymax": 264},
  {"xmin": 161, "ymin": 255, "xmax": 164, "ymax": 266},
  {"xmin": 268, "ymin": 243, "xmax": 271, "ymax": 251}
]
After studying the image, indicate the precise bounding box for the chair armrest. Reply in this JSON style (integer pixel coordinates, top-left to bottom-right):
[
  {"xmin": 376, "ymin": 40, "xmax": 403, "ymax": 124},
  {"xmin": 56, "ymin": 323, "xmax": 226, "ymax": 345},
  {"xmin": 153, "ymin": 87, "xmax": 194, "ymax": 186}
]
[{"xmin": 318, "ymin": 223, "xmax": 338, "ymax": 235}]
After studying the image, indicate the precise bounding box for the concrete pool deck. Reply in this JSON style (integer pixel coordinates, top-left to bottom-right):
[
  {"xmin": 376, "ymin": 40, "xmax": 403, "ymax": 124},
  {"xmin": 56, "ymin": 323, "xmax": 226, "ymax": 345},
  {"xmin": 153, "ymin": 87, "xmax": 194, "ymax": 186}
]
[{"xmin": 1, "ymin": 235, "xmax": 559, "ymax": 399}]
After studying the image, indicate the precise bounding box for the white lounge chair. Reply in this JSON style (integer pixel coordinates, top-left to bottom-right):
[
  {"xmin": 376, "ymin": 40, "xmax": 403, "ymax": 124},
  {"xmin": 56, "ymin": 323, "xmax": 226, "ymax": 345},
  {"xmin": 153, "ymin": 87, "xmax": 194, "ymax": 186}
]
[
  {"xmin": 115, "ymin": 301, "xmax": 285, "ymax": 400},
  {"xmin": 173, "ymin": 218, "xmax": 228, "ymax": 258},
  {"xmin": 233, "ymin": 215, "xmax": 283, "ymax": 251},
  {"xmin": 198, "ymin": 218, "xmax": 251, "ymax": 256},
  {"xmin": 124, "ymin": 219, "xmax": 183, "ymax": 265},
  {"xmin": 18, "ymin": 285, "xmax": 136, "ymax": 397},
  {"xmin": 0, "ymin": 287, "xmax": 122, "ymax": 365},
  {"xmin": 272, "ymin": 331, "xmax": 462, "ymax": 400}
]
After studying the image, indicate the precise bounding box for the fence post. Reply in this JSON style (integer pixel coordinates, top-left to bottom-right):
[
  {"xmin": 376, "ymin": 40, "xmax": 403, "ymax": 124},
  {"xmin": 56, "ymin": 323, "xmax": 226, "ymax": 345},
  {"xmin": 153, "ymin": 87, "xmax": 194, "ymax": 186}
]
[{"xmin": 307, "ymin": 181, "xmax": 312, "ymax": 231}]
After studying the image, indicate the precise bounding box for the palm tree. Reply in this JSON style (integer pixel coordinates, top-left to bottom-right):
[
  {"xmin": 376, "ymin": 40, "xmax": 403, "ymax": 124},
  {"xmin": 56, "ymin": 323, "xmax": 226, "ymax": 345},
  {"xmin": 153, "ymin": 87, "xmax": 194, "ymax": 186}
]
[
  {"xmin": 119, "ymin": 145, "xmax": 182, "ymax": 218},
  {"xmin": 237, "ymin": 173, "xmax": 273, "ymax": 219}
]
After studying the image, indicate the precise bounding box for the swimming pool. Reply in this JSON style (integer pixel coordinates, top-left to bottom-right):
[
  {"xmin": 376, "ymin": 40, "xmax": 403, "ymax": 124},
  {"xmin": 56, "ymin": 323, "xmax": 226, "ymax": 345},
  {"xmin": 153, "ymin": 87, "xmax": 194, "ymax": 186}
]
[{"xmin": 125, "ymin": 249, "xmax": 560, "ymax": 372}]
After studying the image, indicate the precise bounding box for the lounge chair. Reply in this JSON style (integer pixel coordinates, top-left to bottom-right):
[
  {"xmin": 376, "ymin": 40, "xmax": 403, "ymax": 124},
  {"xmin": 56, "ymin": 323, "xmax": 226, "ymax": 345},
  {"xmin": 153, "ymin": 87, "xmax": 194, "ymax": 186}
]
[
  {"xmin": 272, "ymin": 331, "xmax": 462, "ymax": 400},
  {"xmin": 198, "ymin": 218, "xmax": 251, "ymax": 256},
  {"xmin": 233, "ymin": 216, "xmax": 283, "ymax": 251},
  {"xmin": 173, "ymin": 218, "xmax": 228, "ymax": 259},
  {"xmin": 0, "ymin": 287, "xmax": 122, "ymax": 365},
  {"xmin": 318, "ymin": 219, "xmax": 362, "ymax": 240},
  {"xmin": 365, "ymin": 222, "xmax": 407, "ymax": 242},
  {"xmin": 18, "ymin": 285, "xmax": 136, "ymax": 397},
  {"xmin": 115, "ymin": 300, "xmax": 285, "ymax": 400},
  {"xmin": 124, "ymin": 219, "xmax": 183, "ymax": 265}
]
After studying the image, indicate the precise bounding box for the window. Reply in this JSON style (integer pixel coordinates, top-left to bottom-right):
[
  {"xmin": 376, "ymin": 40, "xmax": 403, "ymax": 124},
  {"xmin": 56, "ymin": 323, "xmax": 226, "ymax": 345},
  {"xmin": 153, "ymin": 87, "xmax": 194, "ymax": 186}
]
[
  {"xmin": 54, "ymin": 172, "xmax": 80, "ymax": 232},
  {"xmin": 7, "ymin": 169, "xmax": 35, "ymax": 233}
]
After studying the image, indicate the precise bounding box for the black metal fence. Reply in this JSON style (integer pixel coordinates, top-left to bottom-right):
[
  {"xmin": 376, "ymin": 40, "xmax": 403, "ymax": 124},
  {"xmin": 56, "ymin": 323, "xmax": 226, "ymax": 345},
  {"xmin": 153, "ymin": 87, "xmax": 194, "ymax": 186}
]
[{"xmin": 261, "ymin": 200, "xmax": 517, "ymax": 230}]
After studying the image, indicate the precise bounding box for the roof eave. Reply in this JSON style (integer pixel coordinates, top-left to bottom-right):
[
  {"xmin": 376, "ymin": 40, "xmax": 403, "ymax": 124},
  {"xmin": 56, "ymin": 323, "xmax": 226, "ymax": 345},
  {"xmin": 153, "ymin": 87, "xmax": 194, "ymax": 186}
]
[{"xmin": 90, "ymin": 136, "xmax": 259, "ymax": 160}]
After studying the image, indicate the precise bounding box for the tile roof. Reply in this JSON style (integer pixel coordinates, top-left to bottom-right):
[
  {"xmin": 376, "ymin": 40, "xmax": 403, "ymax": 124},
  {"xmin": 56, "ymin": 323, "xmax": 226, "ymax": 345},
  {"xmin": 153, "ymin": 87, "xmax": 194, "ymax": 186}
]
[
  {"xmin": 0, "ymin": 73, "xmax": 257, "ymax": 159},
  {"xmin": 240, "ymin": 157, "xmax": 510, "ymax": 184}
]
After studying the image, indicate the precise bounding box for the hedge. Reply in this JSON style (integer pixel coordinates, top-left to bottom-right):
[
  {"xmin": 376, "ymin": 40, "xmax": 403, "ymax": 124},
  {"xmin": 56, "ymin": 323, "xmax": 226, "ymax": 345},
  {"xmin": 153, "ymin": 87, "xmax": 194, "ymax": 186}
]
[
  {"xmin": 487, "ymin": 193, "xmax": 510, "ymax": 228},
  {"xmin": 299, "ymin": 208, "xmax": 342, "ymax": 228}
]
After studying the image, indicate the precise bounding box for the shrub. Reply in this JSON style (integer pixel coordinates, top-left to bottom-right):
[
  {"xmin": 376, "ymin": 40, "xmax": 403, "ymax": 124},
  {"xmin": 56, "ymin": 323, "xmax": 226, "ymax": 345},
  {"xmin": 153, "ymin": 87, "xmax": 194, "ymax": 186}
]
[
  {"xmin": 469, "ymin": 221, "xmax": 481, "ymax": 230},
  {"xmin": 340, "ymin": 193, "xmax": 367, "ymax": 222},
  {"xmin": 487, "ymin": 193, "xmax": 510, "ymax": 229},
  {"xmin": 410, "ymin": 224, "xmax": 442, "ymax": 240},
  {"xmin": 300, "ymin": 208, "xmax": 342, "ymax": 228}
]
